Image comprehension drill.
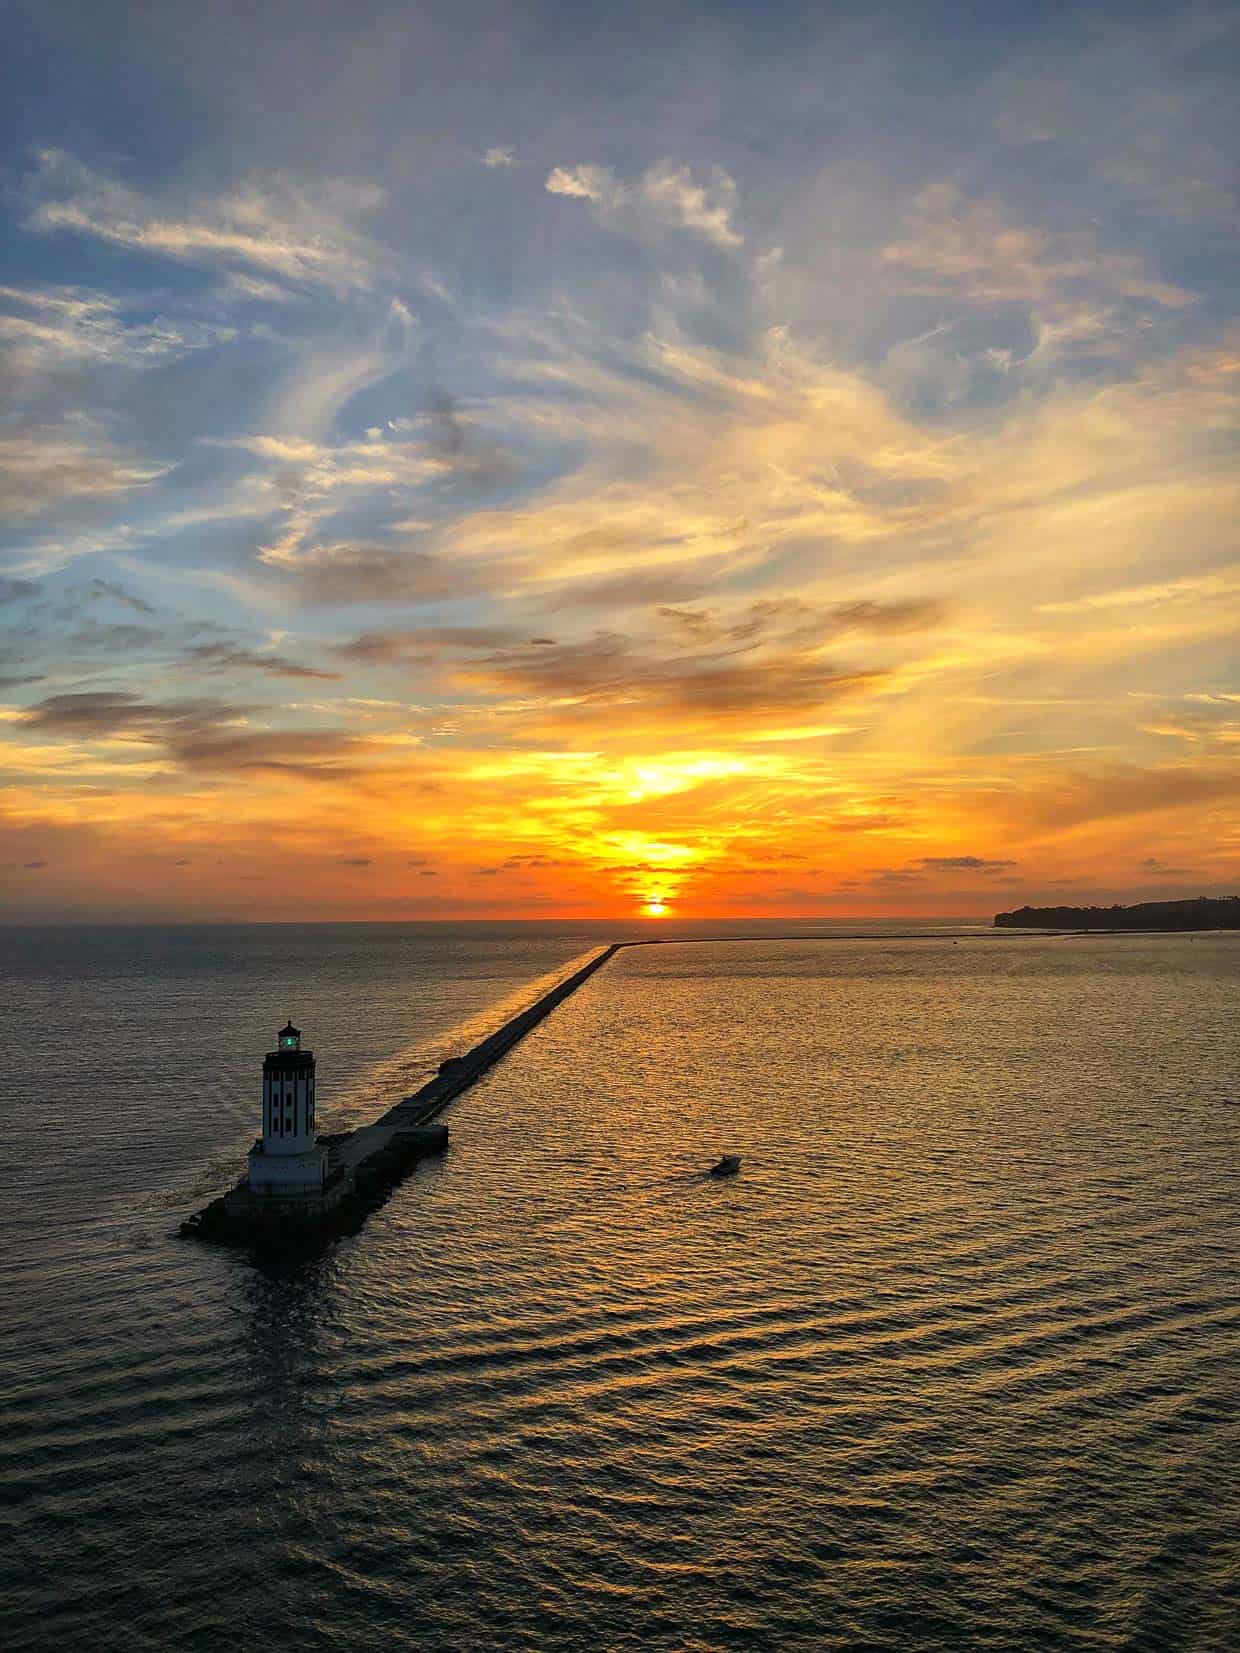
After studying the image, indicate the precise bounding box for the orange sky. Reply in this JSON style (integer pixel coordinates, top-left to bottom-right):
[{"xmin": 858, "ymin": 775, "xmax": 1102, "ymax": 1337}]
[{"xmin": 1, "ymin": 7, "xmax": 1237, "ymax": 922}]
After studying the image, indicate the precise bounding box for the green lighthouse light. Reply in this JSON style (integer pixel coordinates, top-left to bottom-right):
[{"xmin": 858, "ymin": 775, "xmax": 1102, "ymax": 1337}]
[{"xmin": 278, "ymin": 1021, "xmax": 301, "ymax": 1051}]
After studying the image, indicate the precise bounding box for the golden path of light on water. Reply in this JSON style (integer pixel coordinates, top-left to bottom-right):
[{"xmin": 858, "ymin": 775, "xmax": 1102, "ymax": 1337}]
[{"xmin": 4, "ymin": 928, "xmax": 1238, "ymax": 1651}]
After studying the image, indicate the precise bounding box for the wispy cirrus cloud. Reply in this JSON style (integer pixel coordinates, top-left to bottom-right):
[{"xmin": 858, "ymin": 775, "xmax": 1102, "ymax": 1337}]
[
  {"xmin": 24, "ymin": 149, "xmax": 388, "ymax": 295},
  {"xmin": 0, "ymin": 282, "xmax": 216, "ymax": 377},
  {"xmin": 0, "ymin": 425, "xmax": 166, "ymax": 518},
  {"xmin": 546, "ymin": 160, "xmax": 743, "ymax": 248},
  {"xmin": 883, "ymin": 182, "xmax": 1194, "ymax": 313},
  {"xmin": 879, "ymin": 182, "xmax": 1197, "ymax": 388},
  {"xmin": 1, "ymin": 3, "xmax": 1235, "ymax": 919},
  {"xmin": 1038, "ymin": 571, "xmax": 1240, "ymax": 616}
]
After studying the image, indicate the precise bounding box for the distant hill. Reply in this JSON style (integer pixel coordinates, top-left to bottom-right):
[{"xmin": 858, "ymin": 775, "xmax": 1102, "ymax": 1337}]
[{"xmin": 995, "ymin": 896, "xmax": 1240, "ymax": 930}]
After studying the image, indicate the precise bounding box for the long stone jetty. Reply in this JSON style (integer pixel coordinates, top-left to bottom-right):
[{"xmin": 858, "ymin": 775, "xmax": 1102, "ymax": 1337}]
[
  {"xmin": 181, "ymin": 944, "xmax": 619, "ymax": 1248},
  {"xmin": 375, "ymin": 942, "xmax": 620, "ymax": 1132},
  {"xmin": 182, "ymin": 929, "xmax": 998, "ymax": 1249}
]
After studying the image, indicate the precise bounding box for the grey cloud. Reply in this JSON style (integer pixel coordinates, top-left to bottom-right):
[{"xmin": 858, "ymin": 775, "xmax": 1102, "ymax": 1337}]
[
  {"xmin": 656, "ymin": 606, "xmax": 718, "ymax": 641},
  {"xmin": 339, "ymin": 623, "xmax": 885, "ymax": 720},
  {"xmin": 653, "ymin": 597, "xmax": 945, "ymax": 649},
  {"xmin": 277, "ymin": 545, "xmax": 472, "ymax": 607},
  {"xmin": 18, "ymin": 691, "xmax": 246, "ymax": 740},
  {"xmin": 832, "ymin": 599, "xmax": 946, "ymax": 633},
  {"xmin": 184, "ymin": 641, "xmax": 341, "ymax": 680},
  {"xmin": 548, "ymin": 567, "xmax": 711, "ymax": 612},
  {"xmin": 0, "ymin": 577, "xmax": 39, "ymax": 604},
  {"xmin": 68, "ymin": 619, "xmax": 162, "ymax": 652},
  {"xmin": 336, "ymin": 624, "xmax": 517, "ymax": 666},
  {"xmin": 89, "ymin": 578, "xmax": 154, "ymax": 614},
  {"xmin": 11, "ymin": 692, "xmax": 367, "ymax": 778},
  {"xmin": 916, "ymin": 856, "xmax": 1018, "ymax": 872},
  {"xmin": 425, "ymin": 388, "xmax": 517, "ymax": 489},
  {"xmin": 460, "ymin": 631, "xmax": 883, "ymax": 719},
  {"xmin": 427, "ymin": 388, "xmax": 467, "ymax": 460},
  {"xmin": 339, "ymin": 856, "xmax": 371, "ymax": 866},
  {"xmin": 168, "ymin": 727, "xmax": 369, "ymax": 777}
]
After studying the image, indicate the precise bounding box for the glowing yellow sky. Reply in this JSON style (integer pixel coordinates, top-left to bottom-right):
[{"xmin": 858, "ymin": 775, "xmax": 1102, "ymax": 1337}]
[{"xmin": 1, "ymin": 7, "xmax": 1237, "ymax": 921}]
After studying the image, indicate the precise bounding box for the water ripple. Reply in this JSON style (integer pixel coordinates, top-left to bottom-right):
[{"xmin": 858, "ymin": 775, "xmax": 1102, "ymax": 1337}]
[{"xmin": 2, "ymin": 928, "xmax": 1238, "ymax": 1650}]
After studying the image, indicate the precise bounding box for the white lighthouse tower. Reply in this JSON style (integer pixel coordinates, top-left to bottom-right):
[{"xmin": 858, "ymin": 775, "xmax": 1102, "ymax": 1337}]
[{"xmin": 247, "ymin": 1021, "xmax": 328, "ymax": 1194}]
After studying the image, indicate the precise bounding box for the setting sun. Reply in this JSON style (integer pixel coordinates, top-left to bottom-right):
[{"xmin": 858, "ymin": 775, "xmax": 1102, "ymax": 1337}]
[
  {"xmin": 0, "ymin": 0, "xmax": 1234, "ymax": 934},
  {"xmin": 2, "ymin": 8, "xmax": 1236, "ymax": 1653}
]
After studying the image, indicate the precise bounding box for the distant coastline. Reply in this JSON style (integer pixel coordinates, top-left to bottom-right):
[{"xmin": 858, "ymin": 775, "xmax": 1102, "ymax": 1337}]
[{"xmin": 994, "ymin": 896, "xmax": 1240, "ymax": 931}]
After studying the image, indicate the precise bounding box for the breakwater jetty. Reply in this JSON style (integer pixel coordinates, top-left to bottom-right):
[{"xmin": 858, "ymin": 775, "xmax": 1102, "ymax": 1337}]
[
  {"xmin": 181, "ymin": 929, "xmax": 1006, "ymax": 1250},
  {"xmin": 181, "ymin": 944, "xmax": 619, "ymax": 1249}
]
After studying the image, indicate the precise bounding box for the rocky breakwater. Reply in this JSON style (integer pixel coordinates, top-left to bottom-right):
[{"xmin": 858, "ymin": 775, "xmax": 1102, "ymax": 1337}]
[{"xmin": 180, "ymin": 944, "xmax": 620, "ymax": 1252}]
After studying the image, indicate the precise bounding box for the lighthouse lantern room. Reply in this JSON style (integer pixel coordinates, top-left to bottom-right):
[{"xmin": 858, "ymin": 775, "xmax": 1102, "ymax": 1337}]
[{"xmin": 247, "ymin": 1020, "xmax": 328, "ymax": 1194}]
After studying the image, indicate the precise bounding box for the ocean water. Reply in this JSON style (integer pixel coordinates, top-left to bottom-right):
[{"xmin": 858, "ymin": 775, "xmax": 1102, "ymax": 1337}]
[{"xmin": 1, "ymin": 923, "xmax": 1237, "ymax": 1652}]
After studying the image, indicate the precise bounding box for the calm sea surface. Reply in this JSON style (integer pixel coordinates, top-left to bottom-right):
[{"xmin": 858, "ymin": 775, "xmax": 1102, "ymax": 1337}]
[{"xmin": 1, "ymin": 922, "xmax": 1237, "ymax": 1652}]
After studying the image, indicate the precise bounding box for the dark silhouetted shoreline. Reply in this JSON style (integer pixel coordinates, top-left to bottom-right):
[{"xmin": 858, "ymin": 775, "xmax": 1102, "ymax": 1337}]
[{"xmin": 995, "ymin": 896, "xmax": 1239, "ymax": 931}]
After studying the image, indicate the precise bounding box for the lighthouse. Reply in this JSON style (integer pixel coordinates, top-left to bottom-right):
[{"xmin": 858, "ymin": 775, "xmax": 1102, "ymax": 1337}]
[{"xmin": 247, "ymin": 1021, "xmax": 328, "ymax": 1194}]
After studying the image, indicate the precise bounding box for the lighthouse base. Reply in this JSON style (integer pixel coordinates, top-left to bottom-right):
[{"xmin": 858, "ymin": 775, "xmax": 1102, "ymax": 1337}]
[
  {"xmin": 246, "ymin": 1141, "xmax": 328, "ymax": 1193},
  {"xmin": 180, "ymin": 1126, "xmax": 449, "ymax": 1250}
]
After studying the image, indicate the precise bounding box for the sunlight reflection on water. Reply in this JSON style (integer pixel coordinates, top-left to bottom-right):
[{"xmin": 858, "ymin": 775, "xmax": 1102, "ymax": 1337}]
[{"xmin": 2, "ymin": 927, "xmax": 1238, "ymax": 1650}]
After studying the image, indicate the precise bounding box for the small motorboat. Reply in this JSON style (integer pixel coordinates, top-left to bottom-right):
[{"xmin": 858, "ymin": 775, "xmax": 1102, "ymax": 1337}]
[{"xmin": 708, "ymin": 1154, "xmax": 741, "ymax": 1178}]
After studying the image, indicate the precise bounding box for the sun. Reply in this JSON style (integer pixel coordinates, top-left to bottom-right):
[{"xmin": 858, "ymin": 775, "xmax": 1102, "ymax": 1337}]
[{"xmin": 641, "ymin": 900, "xmax": 669, "ymax": 917}]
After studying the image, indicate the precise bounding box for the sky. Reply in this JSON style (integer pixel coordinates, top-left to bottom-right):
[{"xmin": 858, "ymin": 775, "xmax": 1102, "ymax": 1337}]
[{"xmin": 1, "ymin": 0, "xmax": 1237, "ymax": 922}]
